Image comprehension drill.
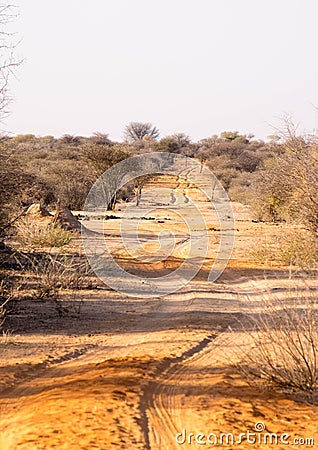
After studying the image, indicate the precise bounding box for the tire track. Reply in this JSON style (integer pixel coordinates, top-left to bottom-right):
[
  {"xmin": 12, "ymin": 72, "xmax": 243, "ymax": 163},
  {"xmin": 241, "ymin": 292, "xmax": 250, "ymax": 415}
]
[
  {"xmin": 139, "ymin": 276, "xmax": 296, "ymax": 449},
  {"xmin": 139, "ymin": 332, "xmax": 220, "ymax": 450},
  {"xmin": 0, "ymin": 344, "xmax": 97, "ymax": 395},
  {"xmin": 170, "ymin": 167, "xmax": 196, "ymax": 206}
]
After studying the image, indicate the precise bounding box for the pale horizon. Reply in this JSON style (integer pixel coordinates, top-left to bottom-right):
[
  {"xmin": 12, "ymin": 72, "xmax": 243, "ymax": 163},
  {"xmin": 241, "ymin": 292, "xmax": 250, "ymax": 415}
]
[{"xmin": 4, "ymin": 0, "xmax": 318, "ymax": 141}]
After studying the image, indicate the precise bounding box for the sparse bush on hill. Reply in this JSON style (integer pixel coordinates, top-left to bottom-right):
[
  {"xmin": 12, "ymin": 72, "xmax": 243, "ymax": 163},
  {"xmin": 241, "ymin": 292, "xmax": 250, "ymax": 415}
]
[
  {"xmin": 88, "ymin": 132, "xmax": 112, "ymax": 146},
  {"xmin": 59, "ymin": 134, "xmax": 82, "ymax": 147}
]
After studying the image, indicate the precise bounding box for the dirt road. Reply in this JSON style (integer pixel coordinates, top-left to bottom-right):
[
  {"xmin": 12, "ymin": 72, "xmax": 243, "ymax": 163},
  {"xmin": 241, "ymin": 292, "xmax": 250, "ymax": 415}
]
[{"xmin": 1, "ymin": 165, "xmax": 318, "ymax": 449}]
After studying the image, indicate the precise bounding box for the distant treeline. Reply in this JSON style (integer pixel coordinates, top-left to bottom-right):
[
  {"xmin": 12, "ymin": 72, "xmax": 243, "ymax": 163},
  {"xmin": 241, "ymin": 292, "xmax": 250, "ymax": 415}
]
[{"xmin": 1, "ymin": 120, "xmax": 317, "ymax": 236}]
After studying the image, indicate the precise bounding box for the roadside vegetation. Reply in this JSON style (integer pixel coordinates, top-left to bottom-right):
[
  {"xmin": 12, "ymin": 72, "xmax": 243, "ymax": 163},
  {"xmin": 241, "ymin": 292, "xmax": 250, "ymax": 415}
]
[
  {"xmin": 1, "ymin": 121, "xmax": 318, "ymax": 329},
  {"xmin": 236, "ymin": 284, "xmax": 318, "ymax": 393}
]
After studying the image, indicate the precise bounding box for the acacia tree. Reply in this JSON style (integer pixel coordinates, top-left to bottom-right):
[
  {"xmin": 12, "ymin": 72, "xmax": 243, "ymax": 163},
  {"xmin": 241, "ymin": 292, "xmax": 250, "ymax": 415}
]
[
  {"xmin": 83, "ymin": 143, "xmax": 131, "ymax": 210},
  {"xmin": 124, "ymin": 121, "xmax": 159, "ymax": 142},
  {"xmin": 59, "ymin": 134, "xmax": 81, "ymax": 146},
  {"xmin": 133, "ymin": 175, "xmax": 153, "ymax": 206}
]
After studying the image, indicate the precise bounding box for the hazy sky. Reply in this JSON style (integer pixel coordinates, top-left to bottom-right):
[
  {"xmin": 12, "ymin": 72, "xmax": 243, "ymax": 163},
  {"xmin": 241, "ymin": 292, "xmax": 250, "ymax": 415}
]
[{"xmin": 5, "ymin": 0, "xmax": 318, "ymax": 141}]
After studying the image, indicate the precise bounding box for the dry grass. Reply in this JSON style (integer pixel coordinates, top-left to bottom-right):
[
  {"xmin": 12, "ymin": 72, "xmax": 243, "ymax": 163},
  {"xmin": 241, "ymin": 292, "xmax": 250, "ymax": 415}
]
[
  {"xmin": 16, "ymin": 218, "xmax": 73, "ymax": 248},
  {"xmin": 0, "ymin": 329, "xmax": 15, "ymax": 344},
  {"xmin": 250, "ymin": 230, "xmax": 318, "ymax": 269},
  {"xmin": 236, "ymin": 284, "xmax": 318, "ymax": 392},
  {"xmin": 0, "ymin": 275, "xmax": 14, "ymax": 330},
  {"xmin": 25, "ymin": 253, "xmax": 94, "ymax": 316}
]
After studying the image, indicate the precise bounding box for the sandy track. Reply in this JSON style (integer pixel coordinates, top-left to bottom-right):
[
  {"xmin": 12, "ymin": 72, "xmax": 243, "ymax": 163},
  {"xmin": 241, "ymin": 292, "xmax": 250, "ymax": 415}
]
[
  {"xmin": 144, "ymin": 333, "xmax": 223, "ymax": 449},
  {"xmin": 1, "ymin": 161, "xmax": 318, "ymax": 449},
  {"xmin": 142, "ymin": 276, "xmax": 318, "ymax": 449}
]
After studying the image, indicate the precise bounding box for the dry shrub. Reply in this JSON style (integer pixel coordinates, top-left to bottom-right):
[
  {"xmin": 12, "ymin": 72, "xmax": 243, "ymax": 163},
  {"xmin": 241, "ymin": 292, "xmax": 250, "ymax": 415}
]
[
  {"xmin": 250, "ymin": 231, "xmax": 318, "ymax": 269},
  {"xmin": 17, "ymin": 219, "xmax": 73, "ymax": 248},
  {"xmin": 244, "ymin": 121, "xmax": 318, "ymax": 231},
  {"xmin": 0, "ymin": 273, "xmax": 14, "ymax": 329},
  {"xmin": 237, "ymin": 285, "xmax": 318, "ymax": 392},
  {"xmin": 27, "ymin": 253, "xmax": 94, "ymax": 316}
]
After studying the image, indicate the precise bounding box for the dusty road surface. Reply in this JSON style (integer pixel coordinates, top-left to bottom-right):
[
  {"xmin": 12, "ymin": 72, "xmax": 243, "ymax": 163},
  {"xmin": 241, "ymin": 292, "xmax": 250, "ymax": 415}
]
[{"xmin": 1, "ymin": 161, "xmax": 318, "ymax": 449}]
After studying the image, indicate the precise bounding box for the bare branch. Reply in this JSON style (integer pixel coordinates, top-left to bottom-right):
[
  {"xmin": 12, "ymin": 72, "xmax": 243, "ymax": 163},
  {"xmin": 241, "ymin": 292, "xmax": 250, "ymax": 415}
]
[{"xmin": 0, "ymin": 3, "xmax": 22, "ymax": 124}]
